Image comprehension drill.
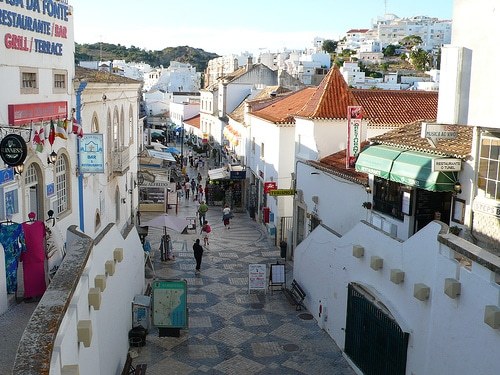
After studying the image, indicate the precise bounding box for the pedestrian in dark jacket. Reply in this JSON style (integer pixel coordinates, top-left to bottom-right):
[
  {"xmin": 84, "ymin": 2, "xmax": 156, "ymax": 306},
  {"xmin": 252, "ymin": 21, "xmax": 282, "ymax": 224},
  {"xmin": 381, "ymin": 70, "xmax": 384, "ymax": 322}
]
[{"xmin": 193, "ymin": 239, "xmax": 204, "ymax": 273}]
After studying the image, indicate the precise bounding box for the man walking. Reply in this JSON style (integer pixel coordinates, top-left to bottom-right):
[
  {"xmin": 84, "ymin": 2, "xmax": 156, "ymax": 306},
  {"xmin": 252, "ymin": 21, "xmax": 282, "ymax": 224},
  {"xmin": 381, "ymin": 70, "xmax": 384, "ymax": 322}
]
[
  {"xmin": 193, "ymin": 239, "xmax": 204, "ymax": 273},
  {"xmin": 198, "ymin": 200, "xmax": 208, "ymax": 226}
]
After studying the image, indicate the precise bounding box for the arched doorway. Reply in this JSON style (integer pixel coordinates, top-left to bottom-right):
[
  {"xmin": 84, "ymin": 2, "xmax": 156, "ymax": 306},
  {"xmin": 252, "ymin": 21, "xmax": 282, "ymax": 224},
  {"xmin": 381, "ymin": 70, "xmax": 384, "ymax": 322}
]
[
  {"xmin": 344, "ymin": 283, "xmax": 409, "ymax": 375},
  {"xmin": 24, "ymin": 162, "xmax": 44, "ymax": 220}
]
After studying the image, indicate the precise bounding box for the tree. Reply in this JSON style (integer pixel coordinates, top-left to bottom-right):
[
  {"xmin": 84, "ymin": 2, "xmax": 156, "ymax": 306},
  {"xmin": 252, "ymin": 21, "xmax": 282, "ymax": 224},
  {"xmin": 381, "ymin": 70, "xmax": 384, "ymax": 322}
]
[
  {"xmin": 322, "ymin": 39, "xmax": 338, "ymax": 53},
  {"xmin": 382, "ymin": 44, "xmax": 399, "ymax": 57},
  {"xmin": 409, "ymin": 48, "xmax": 431, "ymax": 71}
]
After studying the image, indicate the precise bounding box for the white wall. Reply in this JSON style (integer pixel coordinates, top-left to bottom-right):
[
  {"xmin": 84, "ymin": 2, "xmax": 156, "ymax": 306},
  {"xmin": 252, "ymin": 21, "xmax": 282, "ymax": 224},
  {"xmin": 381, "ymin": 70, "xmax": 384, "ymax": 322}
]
[
  {"xmin": 50, "ymin": 225, "xmax": 144, "ymax": 375},
  {"xmin": 296, "ymin": 162, "xmax": 367, "ymax": 236},
  {"xmin": 294, "ymin": 221, "xmax": 500, "ymax": 375}
]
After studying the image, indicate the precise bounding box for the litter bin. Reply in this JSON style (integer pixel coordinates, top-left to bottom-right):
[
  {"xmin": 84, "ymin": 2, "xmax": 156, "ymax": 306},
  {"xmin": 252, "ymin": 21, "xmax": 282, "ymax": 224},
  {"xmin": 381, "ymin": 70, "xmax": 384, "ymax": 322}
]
[{"xmin": 280, "ymin": 241, "xmax": 287, "ymax": 259}]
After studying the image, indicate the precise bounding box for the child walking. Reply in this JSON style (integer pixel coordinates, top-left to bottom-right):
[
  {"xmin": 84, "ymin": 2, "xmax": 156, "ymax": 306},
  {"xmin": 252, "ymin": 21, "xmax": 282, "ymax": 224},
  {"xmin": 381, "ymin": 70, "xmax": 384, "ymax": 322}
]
[{"xmin": 200, "ymin": 220, "xmax": 211, "ymax": 246}]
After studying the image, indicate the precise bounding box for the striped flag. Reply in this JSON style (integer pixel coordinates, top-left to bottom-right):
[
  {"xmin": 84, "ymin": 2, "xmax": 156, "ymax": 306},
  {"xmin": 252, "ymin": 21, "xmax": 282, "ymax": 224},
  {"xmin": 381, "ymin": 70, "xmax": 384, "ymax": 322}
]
[
  {"xmin": 72, "ymin": 116, "xmax": 83, "ymax": 138},
  {"xmin": 55, "ymin": 119, "xmax": 68, "ymax": 140},
  {"xmin": 32, "ymin": 123, "xmax": 45, "ymax": 153},
  {"xmin": 47, "ymin": 119, "xmax": 55, "ymax": 146}
]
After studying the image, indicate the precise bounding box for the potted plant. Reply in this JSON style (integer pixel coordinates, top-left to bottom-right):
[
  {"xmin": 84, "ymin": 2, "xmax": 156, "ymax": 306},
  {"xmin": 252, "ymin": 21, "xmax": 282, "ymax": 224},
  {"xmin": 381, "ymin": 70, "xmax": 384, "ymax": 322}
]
[
  {"xmin": 449, "ymin": 225, "xmax": 462, "ymax": 236},
  {"xmin": 362, "ymin": 202, "xmax": 372, "ymax": 209}
]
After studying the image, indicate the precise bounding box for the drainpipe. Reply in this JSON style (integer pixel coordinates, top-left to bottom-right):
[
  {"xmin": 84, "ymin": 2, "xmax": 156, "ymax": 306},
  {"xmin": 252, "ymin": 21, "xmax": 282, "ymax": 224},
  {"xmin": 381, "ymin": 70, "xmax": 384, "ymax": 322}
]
[{"xmin": 75, "ymin": 81, "xmax": 87, "ymax": 232}]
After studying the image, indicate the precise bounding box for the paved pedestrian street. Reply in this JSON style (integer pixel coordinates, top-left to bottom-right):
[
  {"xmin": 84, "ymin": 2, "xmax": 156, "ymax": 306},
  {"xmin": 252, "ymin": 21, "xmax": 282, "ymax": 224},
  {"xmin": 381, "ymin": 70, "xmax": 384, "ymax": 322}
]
[{"xmin": 134, "ymin": 198, "xmax": 356, "ymax": 375}]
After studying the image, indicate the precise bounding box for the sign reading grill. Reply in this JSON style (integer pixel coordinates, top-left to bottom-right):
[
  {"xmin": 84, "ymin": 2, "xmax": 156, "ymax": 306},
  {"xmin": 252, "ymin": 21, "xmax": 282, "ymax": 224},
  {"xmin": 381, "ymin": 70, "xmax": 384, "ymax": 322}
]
[{"xmin": 269, "ymin": 189, "xmax": 295, "ymax": 196}]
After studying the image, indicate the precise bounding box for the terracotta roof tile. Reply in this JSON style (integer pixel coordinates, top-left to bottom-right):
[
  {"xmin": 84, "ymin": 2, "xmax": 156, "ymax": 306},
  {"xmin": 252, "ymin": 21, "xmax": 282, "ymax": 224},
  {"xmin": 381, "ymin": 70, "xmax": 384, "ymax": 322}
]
[
  {"xmin": 295, "ymin": 67, "xmax": 357, "ymax": 120},
  {"xmin": 228, "ymin": 86, "xmax": 286, "ymax": 123},
  {"xmin": 74, "ymin": 66, "xmax": 140, "ymax": 84},
  {"xmin": 251, "ymin": 87, "xmax": 316, "ymax": 124},
  {"xmin": 308, "ymin": 142, "xmax": 370, "ymax": 186},
  {"xmin": 184, "ymin": 114, "xmax": 200, "ymax": 129},
  {"xmin": 352, "ymin": 89, "xmax": 438, "ymax": 127},
  {"xmin": 369, "ymin": 121, "xmax": 473, "ymax": 159}
]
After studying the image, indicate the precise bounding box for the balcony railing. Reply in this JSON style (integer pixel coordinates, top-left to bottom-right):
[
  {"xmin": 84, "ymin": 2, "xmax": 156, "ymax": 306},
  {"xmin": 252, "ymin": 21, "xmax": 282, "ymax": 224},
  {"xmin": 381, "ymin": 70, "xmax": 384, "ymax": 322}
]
[{"xmin": 112, "ymin": 146, "xmax": 131, "ymax": 175}]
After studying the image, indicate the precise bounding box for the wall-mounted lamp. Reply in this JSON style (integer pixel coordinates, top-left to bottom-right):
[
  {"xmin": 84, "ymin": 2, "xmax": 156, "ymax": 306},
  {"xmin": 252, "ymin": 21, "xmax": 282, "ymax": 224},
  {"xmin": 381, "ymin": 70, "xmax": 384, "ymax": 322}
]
[
  {"xmin": 312, "ymin": 195, "xmax": 319, "ymax": 204},
  {"xmin": 453, "ymin": 181, "xmax": 462, "ymax": 194},
  {"xmin": 102, "ymin": 94, "xmax": 107, "ymax": 101},
  {"xmin": 14, "ymin": 164, "xmax": 24, "ymax": 175},
  {"xmin": 365, "ymin": 185, "xmax": 372, "ymax": 194},
  {"xmin": 47, "ymin": 151, "xmax": 57, "ymax": 164}
]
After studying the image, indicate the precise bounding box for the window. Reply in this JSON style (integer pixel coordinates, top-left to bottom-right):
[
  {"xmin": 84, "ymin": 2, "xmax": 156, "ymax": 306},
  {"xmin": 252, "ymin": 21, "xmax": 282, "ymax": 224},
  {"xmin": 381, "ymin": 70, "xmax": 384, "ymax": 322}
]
[
  {"xmin": 373, "ymin": 177, "xmax": 405, "ymax": 221},
  {"xmin": 55, "ymin": 156, "xmax": 70, "ymax": 215},
  {"xmin": 54, "ymin": 73, "xmax": 66, "ymax": 89},
  {"xmin": 252, "ymin": 137, "xmax": 255, "ymax": 153},
  {"xmin": 478, "ymin": 133, "xmax": 500, "ymax": 200},
  {"xmin": 20, "ymin": 68, "xmax": 38, "ymax": 94}
]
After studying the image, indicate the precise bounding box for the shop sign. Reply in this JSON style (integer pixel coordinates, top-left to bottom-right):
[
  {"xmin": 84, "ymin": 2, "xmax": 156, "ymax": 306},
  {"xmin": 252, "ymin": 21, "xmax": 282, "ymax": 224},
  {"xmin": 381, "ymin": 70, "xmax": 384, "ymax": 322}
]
[
  {"xmin": 230, "ymin": 170, "xmax": 246, "ymax": 180},
  {"xmin": 264, "ymin": 181, "xmax": 277, "ymax": 193},
  {"xmin": 269, "ymin": 189, "xmax": 295, "ymax": 196},
  {"xmin": 422, "ymin": 123, "xmax": 458, "ymax": 148},
  {"xmin": 8, "ymin": 101, "xmax": 67, "ymax": 126},
  {"xmin": 346, "ymin": 106, "xmax": 362, "ymax": 168},
  {"xmin": 432, "ymin": 158, "xmax": 462, "ymax": 172},
  {"xmin": 473, "ymin": 199, "xmax": 500, "ymax": 218},
  {"xmin": 79, "ymin": 134, "xmax": 104, "ymax": 173},
  {"xmin": 0, "ymin": 134, "xmax": 27, "ymax": 166},
  {"xmin": 0, "ymin": 168, "xmax": 14, "ymax": 185},
  {"xmin": 46, "ymin": 183, "xmax": 55, "ymax": 197}
]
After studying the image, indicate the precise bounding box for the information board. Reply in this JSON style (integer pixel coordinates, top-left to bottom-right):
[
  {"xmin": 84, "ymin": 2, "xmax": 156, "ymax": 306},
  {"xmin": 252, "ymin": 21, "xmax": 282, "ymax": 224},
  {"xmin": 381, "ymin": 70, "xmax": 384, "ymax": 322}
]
[
  {"xmin": 248, "ymin": 264, "xmax": 267, "ymax": 293},
  {"xmin": 152, "ymin": 279, "xmax": 188, "ymax": 328},
  {"xmin": 270, "ymin": 263, "xmax": 285, "ymax": 285}
]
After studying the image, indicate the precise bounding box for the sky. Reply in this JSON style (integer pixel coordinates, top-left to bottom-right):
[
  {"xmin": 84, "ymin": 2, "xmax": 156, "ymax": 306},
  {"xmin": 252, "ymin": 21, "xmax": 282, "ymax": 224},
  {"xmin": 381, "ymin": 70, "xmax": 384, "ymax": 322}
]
[{"xmin": 74, "ymin": 0, "xmax": 454, "ymax": 56}]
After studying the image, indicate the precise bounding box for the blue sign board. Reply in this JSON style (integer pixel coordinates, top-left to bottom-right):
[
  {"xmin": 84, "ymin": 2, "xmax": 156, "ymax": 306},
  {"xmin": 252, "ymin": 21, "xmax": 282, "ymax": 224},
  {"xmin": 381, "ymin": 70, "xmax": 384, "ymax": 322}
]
[
  {"xmin": 79, "ymin": 134, "xmax": 104, "ymax": 173},
  {"xmin": 46, "ymin": 183, "xmax": 55, "ymax": 197},
  {"xmin": 230, "ymin": 170, "xmax": 246, "ymax": 180},
  {"xmin": 0, "ymin": 168, "xmax": 14, "ymax": 185}
]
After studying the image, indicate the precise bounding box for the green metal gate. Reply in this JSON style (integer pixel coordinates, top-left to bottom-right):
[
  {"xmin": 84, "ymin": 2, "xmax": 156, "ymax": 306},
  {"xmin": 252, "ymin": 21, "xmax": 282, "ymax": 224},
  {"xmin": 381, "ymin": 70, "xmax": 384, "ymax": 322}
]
[{"xmin": 345, "ymin": 283, "xmax": 409, "ymax": 375}]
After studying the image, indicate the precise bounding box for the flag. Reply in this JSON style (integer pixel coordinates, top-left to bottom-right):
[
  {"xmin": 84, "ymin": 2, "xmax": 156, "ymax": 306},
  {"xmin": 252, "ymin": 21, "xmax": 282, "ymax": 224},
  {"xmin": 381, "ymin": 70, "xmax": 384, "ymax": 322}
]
[
  {"xmin": 72, "ymin": 116, "xmax": 83, "ymax": 138},
  {"xmin": 32, "ymin": 124, "xmax": 45, "ymax": 153},
  {"xmin": 47, "ymin": 119, "xmax": 55, "ymax": 146},
  {"xmin": 55, "ymin": 119, "xmax": 68, "ymax": 140}
]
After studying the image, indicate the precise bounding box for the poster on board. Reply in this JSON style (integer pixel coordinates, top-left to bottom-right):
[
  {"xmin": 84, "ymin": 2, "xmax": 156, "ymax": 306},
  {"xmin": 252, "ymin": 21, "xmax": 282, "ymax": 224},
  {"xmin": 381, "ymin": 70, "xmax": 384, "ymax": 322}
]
[{"xmin": 248, "ymin": 264, "xmax": 266, "ymax": 293}]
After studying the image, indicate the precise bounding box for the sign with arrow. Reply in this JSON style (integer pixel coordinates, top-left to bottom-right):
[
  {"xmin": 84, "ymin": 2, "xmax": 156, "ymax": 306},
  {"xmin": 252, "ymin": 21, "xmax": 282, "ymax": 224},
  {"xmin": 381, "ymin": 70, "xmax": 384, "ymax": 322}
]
[{"xmin": 421, "ymin": 122, "xmax": 458, "ymax": 147}]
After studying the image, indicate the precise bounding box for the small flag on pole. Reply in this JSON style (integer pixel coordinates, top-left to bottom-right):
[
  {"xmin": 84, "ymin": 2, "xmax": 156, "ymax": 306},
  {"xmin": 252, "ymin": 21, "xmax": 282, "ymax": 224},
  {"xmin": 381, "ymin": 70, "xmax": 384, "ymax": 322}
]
[
  {"xmin": 72, "ymin": 116, "xmax": 83, "ymax": 138},
  {"xmin": 55, "ymin": 119, "xmax": 68, "ymax": 140}
]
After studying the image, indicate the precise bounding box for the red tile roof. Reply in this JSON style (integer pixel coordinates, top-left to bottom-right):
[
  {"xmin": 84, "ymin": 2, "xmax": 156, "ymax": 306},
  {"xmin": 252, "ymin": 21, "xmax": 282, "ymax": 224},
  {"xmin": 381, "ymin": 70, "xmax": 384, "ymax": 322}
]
[
  {"xmin": 369, "ymin": 121, "xmax": 472, "ymax": 159},
  {"xmin": 184, "ymin": 114, "xmax": 200, "ymax": 129},
  {"xmin": 251, "ymin": 88, "xmax": 316, "ymax": 125},
  {"xmin": 308, "ymin": 141, "xmax": 370, "ymax": 186},
  {"xmin": 295, "ymin": 67, "xmax": 358, "ymax": 120},
  {"xmin": 346, "ymin": 29, "xmax": 369, "ymax": 34},
  {"xmin": 352, "ymin": 89, "xmax": 438, "ymax": 127}
]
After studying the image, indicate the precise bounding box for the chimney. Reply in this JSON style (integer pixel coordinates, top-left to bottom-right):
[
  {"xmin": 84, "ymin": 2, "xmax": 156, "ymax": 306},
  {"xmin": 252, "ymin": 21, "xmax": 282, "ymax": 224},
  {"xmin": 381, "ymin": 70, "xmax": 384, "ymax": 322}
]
[{"xmin": 246, "ymin": 56, "xmax": 253, "ymax": 71}]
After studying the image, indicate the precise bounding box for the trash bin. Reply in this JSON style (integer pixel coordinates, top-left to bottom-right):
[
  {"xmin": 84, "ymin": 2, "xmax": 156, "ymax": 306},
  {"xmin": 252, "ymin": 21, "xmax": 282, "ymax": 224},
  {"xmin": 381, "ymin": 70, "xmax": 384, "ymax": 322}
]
[
  {"xmin": 280, "ymin": 241, "xmax": 287, "ymax": 259},
  {"xmin": 129, "ymin": 326, "xmax": 147, "ymax": 347}
]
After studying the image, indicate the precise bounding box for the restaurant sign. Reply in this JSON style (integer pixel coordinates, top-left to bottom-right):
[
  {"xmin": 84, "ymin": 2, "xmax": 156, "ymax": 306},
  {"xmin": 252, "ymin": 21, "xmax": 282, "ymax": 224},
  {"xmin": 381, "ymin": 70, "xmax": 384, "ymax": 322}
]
[
  {"xmin": 8, "ymin": 101, "xmax": 68, "ymax": 126},
  {"xmin": 0, "ymin": 134, "xmax": 27, "ymax": 166}
]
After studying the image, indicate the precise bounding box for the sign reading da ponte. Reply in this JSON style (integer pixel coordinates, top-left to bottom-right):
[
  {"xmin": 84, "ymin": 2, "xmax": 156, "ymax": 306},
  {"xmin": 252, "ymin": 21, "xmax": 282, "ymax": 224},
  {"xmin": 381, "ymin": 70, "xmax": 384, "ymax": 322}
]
[{"xmin": 0, "ymin": 0, "xmax": 70, "ymax": 56}]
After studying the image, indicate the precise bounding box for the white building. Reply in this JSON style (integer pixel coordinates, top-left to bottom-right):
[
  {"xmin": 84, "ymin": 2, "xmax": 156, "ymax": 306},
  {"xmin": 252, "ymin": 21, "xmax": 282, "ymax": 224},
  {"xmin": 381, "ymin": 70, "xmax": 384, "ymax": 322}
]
[
  {"xmin": 150, "ymin": 61, "xmax": 201, "ymax": 94},
  {"xmin": 373, "ymin": 14, "xmax": 452, "ymax": 51}
]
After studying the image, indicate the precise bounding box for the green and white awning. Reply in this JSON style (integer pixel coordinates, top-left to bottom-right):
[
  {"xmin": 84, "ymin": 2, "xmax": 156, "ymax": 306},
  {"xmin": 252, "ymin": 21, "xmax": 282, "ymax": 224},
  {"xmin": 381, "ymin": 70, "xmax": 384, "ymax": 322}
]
[{"xmin": 355, "ymin": 145, "xmax": 459, "ymax": 192}]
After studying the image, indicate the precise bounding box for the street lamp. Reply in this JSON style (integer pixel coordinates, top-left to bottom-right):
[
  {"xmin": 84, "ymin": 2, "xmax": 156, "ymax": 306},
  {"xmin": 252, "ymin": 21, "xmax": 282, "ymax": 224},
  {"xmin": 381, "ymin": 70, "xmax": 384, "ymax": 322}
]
[{"xmin": 180, "ymin": 117, "xmax": 185, "ymax": 168}]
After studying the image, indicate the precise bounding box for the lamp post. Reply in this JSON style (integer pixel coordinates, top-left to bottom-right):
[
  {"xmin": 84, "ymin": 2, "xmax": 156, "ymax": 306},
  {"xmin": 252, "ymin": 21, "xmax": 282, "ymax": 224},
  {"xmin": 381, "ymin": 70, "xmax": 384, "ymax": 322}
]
[{"xmin": 180, "ymin": 117, "xmax": 185, "ymax": 169}]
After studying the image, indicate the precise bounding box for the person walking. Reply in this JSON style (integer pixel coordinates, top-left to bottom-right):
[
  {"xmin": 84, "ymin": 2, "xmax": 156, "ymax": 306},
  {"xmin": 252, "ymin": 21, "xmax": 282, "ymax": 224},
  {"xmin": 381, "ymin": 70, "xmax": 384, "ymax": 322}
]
[
  {"xmin": 200, "ymin": 220, "xmax": 211, "ymax": 246},
  {"xmin": 190, "ymin": 178, "xmax": 196, "ymax": 196},
  {"xmin": 193, "ymin": 239, "xmax": 204, "ymax": 273},
  {"xmin": 222, "ymin": 204, "xmax": 232, "ymax": 229},
  {"xmin": 198, "ymin": 200, "xmax": 208, "ymax": 226},
  {"xmin": 184, "ymin": 180, "xmax": 191, "ymax": 200}
]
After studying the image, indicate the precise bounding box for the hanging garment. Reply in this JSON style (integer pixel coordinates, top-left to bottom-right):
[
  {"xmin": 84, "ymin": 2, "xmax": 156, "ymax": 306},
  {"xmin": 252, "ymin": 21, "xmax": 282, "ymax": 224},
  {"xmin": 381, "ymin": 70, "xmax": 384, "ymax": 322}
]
[
  {"xmin": 0, "ymin": 223, "xmax": 26, "ymax": 294},
  {"xmin": 21, "ymin": 221, "xmax": 47, "ymax": 298}
]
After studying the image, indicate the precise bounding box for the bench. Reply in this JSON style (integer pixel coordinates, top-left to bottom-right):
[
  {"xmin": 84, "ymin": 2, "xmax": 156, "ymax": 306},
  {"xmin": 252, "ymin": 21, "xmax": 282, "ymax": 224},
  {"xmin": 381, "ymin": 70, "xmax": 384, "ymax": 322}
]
[
  {"xmin": 121, "ymin": 353, "xmax": 148, "ymax": 375},
  {"xmin": 284, "ymin": 279, "xmax": 306, "ymax": 311}
]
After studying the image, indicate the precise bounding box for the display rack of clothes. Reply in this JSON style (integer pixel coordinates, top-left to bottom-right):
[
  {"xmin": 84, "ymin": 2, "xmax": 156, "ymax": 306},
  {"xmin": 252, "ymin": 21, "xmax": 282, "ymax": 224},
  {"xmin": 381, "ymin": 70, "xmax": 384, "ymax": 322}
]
[
  {"xmin": 21, "ymin": 213, "xmax": 47, "ymax": 299},
  {"xmin": 0, "ymin": 219, "xmax": 26, "ymax": 294}
]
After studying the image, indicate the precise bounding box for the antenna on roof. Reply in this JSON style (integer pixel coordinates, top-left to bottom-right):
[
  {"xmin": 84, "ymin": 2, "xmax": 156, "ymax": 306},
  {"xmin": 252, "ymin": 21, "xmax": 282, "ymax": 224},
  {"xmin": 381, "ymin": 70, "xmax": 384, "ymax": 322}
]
[{"xmin": 384, "ymin": 0, "xmax": 387, "ymax": 14}]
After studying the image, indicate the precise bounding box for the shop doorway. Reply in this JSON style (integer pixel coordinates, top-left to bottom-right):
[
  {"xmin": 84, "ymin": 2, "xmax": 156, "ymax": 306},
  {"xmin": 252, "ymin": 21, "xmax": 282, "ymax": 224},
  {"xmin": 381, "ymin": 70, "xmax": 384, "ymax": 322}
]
[
  {"xmin": 24, "ymin": 163, "xmax": 44, "ymax": 221},
  {"xmin": 414, "ymin": 189, "xmax": 452, "ymax": 232}
]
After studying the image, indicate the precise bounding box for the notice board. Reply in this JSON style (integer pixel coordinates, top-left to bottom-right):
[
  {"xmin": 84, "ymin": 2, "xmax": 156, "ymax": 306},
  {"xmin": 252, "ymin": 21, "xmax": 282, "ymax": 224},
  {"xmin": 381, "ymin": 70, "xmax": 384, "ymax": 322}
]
[
  {"xmin": 152, "ymin": 279, "xmax": 188, "ymax": 328},
  {"xmin": 269, "ymin": 263, "xmax": 285, "ymax": 286},
  {"xmin": 248, "ymin": 264, "xmax": 267, "ymax": 293}
]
